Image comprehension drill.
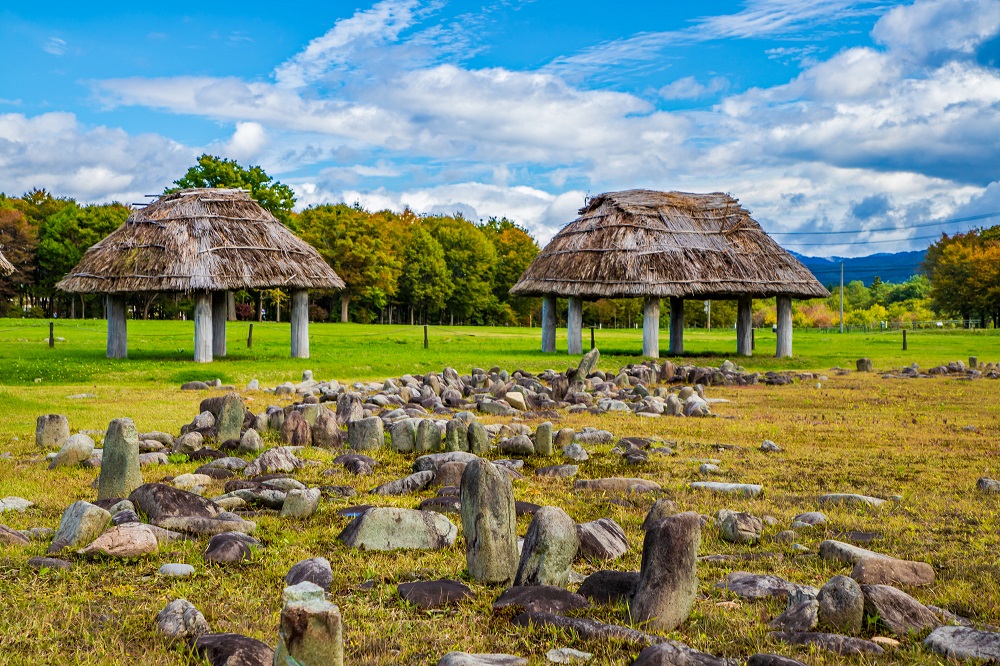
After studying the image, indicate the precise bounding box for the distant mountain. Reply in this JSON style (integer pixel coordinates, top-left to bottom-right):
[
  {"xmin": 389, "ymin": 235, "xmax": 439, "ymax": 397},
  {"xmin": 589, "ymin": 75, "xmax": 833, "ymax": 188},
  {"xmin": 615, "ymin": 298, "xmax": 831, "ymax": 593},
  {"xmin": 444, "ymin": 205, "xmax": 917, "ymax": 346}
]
[{"xmin": 790, "ymin": 250, "xmax": 926, "ymax": 288}]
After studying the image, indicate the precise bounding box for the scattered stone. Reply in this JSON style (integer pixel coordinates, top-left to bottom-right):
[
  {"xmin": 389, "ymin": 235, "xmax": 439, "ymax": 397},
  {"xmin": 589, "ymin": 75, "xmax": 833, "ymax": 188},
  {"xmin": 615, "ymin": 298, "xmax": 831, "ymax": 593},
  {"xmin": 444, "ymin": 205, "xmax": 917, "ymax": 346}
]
[
  {"xmin": 642, "ymin": 499, "xmax": 679, "ymax": 530},
  {"xmin": 746, "ymin": 655, "xmax": 808, "ymax": 666},
  {"xmin": 274, "ymin": 582, "xmax": 344, "ymax": 666},
  {"xmin": 468, "ymin": 421, "xmax": 490, "ymax": 456},
  {"xmin": 398, "ymin": 579, "xmax": 473, "ymax": 609},
  {"xmin": 437, "ymin": 653, "xmax": 527, "ymax": 666},
  {"xmin": 349, "ymin": 416, "xmax": 384, "ymax": 451},
  {"xmin": 767, "ymin": 631, "xmax": 883, "ymax": 656},
  {"xmin": 0, "ymin": 496, "xmax": 33, "ymax": 513},
  {"xmin": 98, "ymin": 418, "xmax": 143, "ymax": 500},
  {"xmin": 80, "ymin": 522, "xmax": 159, "ymax": 557},
  {"xmin": 194, "ymin": 633, "xmax": 274, "ymax": 666},
  {"xmin": 280, "ymin": 488, "xmax": 321, "ymax": 518},
  {"xmin": 575, "ymin": 478, "xmax": 661, "ymax": 493},
  {"xmin": 562, "ymin": 443, "xmax": 589, "ymax": 461},
  {"xmin": 857, "ymin": 358, "xmax": 874, "ymax": 372},
  {"xmin": 286, "ymin": 557, "xmax": 333, "ymax": 591},
  {"xmin": 515, "ymin": 506, "xmax": 579, "ymax": 588},
  {"xmin": 0, "ymin": 525, "xmax": 30, "ymax": 546},
  {"xmin": 461, "ymin": 458, "xmax": 518, "ymax": 584},
  {"xmin": 631, "ymin": 512, "xmax": 701, "ymax": 631},
  {"xmin": 159, "ymin": 563, "xmax": 195, "ymax": 578},
  {"xmin": 769, "ymin": 596, "xmax": 819, "ymax": 632},
  {"xmin": 546, "ymin": 647, "xmax": 592, "ymax": 664},
  {"xmin": 851, "ymin": 556, "xmax": 935, "ymax": 586},
  {"xmin": 27, "ymin": 556, "xmax": 72, "ymax": 571},
  {"xmin": 792, "ymin": 511, "xmax": 827, "ymax": 526},
  {"xmin": 339, "ymin": 508, "xmax": 457, "ymax": 551},
  {"xmin": 414, "ymin": 451, "xmax": 479, "ymax": 473},
  {"xmin": 861, "ymin": 584, "xmax": 940, "ymax": 637},
  {"xmin": 129, "ymin": 483, "xmax": 223, "ymax": 522},
  {"xmin": 243, "ymin": 447, "xmax": 303, "ymax": 477},
  {"xmin": 761, "ymin": 440, "xmax": 782, "ymax": 453},
  {"xmin": 630, "ymin": 641, "xmax": 736, "ymax": 665},
  {"xmin": 576, "ymin": 518, "xmax": 629, "ymax": 560},
  {"xmin": 237, "ymin": 429, "xmax": 264, "ymax": 454},
  {"xmin": 204, "ymin": 532, "xmax": 261, "ymax": 564},
  {"xmin": 817, "ymin": 575, "xmax": 864, "ymax": 633},
  {"xmin": 690, "ymin": 482, "xmax": 762, "ymax": 497},
  {"xmin": 535, "ymin": 422, "xmax": 554, "ymax": 456},
  {"xmin": 512, "ymin": 612, "xmax": 661, "ymax": 647},
  {"xmin": 373, "ymin": 471, "xmax": 435, "ymax": 496},
  {"xmin": 718, "ymin": 511, "xmax": 763, "ymax": 544},
  {"xmin": 818, "ymin": 540, "xmax": 891, "ymax": 565},
  {"xmin": 493, "ymin": 585, "xmax": 590, "ymax": 614},
  {"xmin": 536, "ymin": 464, "xmax": 579, "ymax": 479},
  {"xmin": 577, "ymin": 570, "xmax": 640, "ymax": 604},
  {"xmin": 446, "ymin": 419, "xmax": 470, "ymax": 452},
  {"xmin": 157, "ymin": 598, "xmax": 210, "ymax": 643},
  {"xmin": 215, "ymin": 393, "xmax": 244, "ymax": 444},
  {"xmin": 36, "ymin": 414, "xmax": 70, "ymax": 449},
  {"xmin": 715, "ymin": 572, "xmax": 818, "ymax": 600},
  {"xmin": 48, "ymin": 433, "xmax": 95, "ymax": 469},
  {"xmin": 818, "ymin": 493, "xmax": 886, "ymax": 508},
  {"xmin": 923, "ymin": 626, "xmax": 1000, "ymax": 661},
  {"xmin": 48, "ymin": 501, "xmax": 111, "ymax": 553}
]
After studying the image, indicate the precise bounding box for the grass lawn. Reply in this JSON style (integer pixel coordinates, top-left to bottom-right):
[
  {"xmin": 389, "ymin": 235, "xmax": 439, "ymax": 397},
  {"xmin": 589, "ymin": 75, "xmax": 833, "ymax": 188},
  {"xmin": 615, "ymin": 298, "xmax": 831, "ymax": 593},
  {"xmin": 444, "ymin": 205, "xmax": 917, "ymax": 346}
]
[{"xmin": 0, "ymin": 318, "xmax": 999, "ymax": 665}]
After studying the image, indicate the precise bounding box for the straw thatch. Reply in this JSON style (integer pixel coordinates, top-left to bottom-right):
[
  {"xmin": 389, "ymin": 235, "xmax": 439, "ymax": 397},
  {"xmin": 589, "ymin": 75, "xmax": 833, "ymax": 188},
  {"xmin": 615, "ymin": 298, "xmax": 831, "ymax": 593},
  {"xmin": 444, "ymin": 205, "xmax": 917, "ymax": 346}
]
[
  {"xmin": 510, "ymin": 189, "xmax": 829, "ymax": 300},
  {"xmin": 0, "ymin": 249, "xmax": 13, "ymax": 276},
  {"xmin": 57, "ymin": 188, "xmax": 344, "ymax": 294}
]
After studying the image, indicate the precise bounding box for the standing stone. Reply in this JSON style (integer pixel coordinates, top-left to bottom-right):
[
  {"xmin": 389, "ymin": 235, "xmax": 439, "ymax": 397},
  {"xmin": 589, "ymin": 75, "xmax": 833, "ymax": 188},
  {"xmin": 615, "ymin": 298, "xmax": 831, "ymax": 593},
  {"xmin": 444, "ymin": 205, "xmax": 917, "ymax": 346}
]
[
  {"xmin": 576, "ymin": 348, "xmax": 600, "ymax": 378},
  {"xmin": 391, "ymin": 419, "xmax": 418, "ymax": 453},
  {"xmin": 468, "ymin": 422, "xmax": 490, "ymax": 456},
  {"xmin": 238, "ymin": 429, "xmax": 264, "ymax": 454},
  {"xmin": 856, "ymin": 358, "xmax": 874, "ymax": 372},
  {"xmin": 461, "ymin": 458, "xmax": 518, "ymax": 584},
  {"xmin": 535, "ymin": 422, "xmax": 553, "ymax": 456},
  {"xmin": 36, "ymin": 414, "xmax": 70, "ymax": 449},
  {"xmin": 274, "ymin": 582, "xmax": 344, "ymax": 666},
  {"xmin": 348, "ymin": 416, "xmax": 384, "ymax": 451},
  {"xmin": 216, "ymin": 393, "xmax": 244, "ymax": 444},
  {"xmin": 311, "ymin": 408, "xmax": 342, "ymax": 449},
  {"xmin": 818, "ymin": 575, "xmax": 864, "ymax": 634},
  {"xmin": 514, "ymin": 506, "xmax": 579, "ymax": 588},
  {"xmin": 335, "ymin": 392, "xmax": 364, "ymax": 426},
  {"xmin": 554, "ymin": 428, "xmax": 575, "ymax": 451},
  {"xmin": 98, "ymin": 418, "xmax": 143, "ymax": 500},
  {"xmin": 630, "ymin": 511, "xmax": 701, "ymax": 631},
  {"xmin": 446, "ymin": 419, "xmax": 469, "ymax": 453},
  {"xmin": 48, "ymin": 501, "xmax": 111, "ymax": 553},
  {"xmin": 281, "ymin": 410, "xmax": 312, "ymax": 446},
  {"xmin": 417, "ymin": 419, "xmax": 443, "ymax": 453},
  {"xmin": 48, "ymin": 433, "xmax": 95, "ymax": 469}
]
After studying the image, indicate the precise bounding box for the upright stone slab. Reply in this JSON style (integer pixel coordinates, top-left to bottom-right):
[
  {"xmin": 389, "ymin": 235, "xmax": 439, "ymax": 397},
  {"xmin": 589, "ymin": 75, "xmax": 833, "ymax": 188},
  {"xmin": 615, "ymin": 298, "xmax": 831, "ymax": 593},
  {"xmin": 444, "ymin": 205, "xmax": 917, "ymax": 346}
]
[
  {"xmin": 391, "ymin": 419, "xmax": 418, "ymax": 453},
  {"xmin": 417, "ymin": 419, "xmax": 443, "ymax": 453},
  {"xmin": 48, "ymin": 501, "xmax": 111, "ymax": 553},
  {"xmin": 446, "ymin": 419, "xmax": 469, "ymax": 453},
  {"xmin": 468, "ymin": 422, "xmax": 490, "ymax": 456},
  {"xmin": 282, "ymin": 410, "xmax": 312, "ymax": 446},
  {"xmin": 535, "ymin": 422, "xmax": 553, "ymax": 456},
  {"xmin": 274, "ymin": 582, "xmax": 344, "ymax": 666},
  {"xmin": 461, "ymin": 458, "xmax": 518, "ymax": 584},
  {"xmin": 630, "ymin": 511, "xmax": 701, "ymax": 631},
  {"xmin": 36, "ymin": 414, "xmax": 70, "ymax": 449},
  {"xmin": 348, "ymin": 416, "xmax": 384, "ymax": 451},
  {"xmin": 312, "ymin": 408, "xmax": 342, "ymax": 449},
  {"xmin": 215, "ymin": 393, "xmax": 244, "ymax": 444},
  {"xmin": 98, "ymin": 418, "xmax": 143, "ymax": 500},
  {"xmin": 514, "ymin": 506, "xmax": 579, "ymax": 588}
]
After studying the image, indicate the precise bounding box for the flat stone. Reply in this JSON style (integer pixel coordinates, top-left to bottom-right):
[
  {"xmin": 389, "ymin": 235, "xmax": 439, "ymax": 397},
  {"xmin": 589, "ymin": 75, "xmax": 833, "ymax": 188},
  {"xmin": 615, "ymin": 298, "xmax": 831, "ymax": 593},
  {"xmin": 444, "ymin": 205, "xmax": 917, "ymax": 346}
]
[
  {"xmin": 398, "ymin": 579, "xmax": 472, "ymax": 609},
  {"xmin": 923, "ymin": 626, "xmax": 1000, "ymax": 661},
  {"xmin": 817, "ymin": 493, "xmax": 886, "ymax": 508},
  {"xmin": 577, "ymin": 570, "xmax": 640, "ymax": 604},
  {"xmin": 574, "ymin": 478, "xmax": 661, "ymax": 493},
  {"xmin": 767, "ymin": 631, "xmax": 884, "ymax": 655},
  {"xmin": 338, "ymin": 507, "xmax": 457, "ymax": 551},
  {"xmin": 851, "ymin": 556, "xmax": 935, "ymax": 586},
  {"xmin": 0, "ymin": 497, "xmax": 33, "ymax": 513},
  {"xmin": 372, "ymin": 471, "xmax": 435, "ymax": 496},
  {"xmin": 631, "ymin": 641, "xmax": 737, "ymax": 665},
  {"xmin": 715, "ymin": 572, "xmax": 818, "ymax": 600},
  {"xmin": 818, "ymin": 539, "xmax": 892, "ymax": 565},
  {"xmin": 746, "ymin": 656, "xmax": 808, "ymax": 666},
  {"xmin": 27, "ymin": 556, "xmax": 72, "ymax": 570},
  {"xmin": 512, "ymin": 612, "xmax": 661, "ymax": 647},
  {"xmin": 414, "ymin": 451, "xmax": 478, "ymax": 473},
  {"xmin": 129, "ymin": 483, "xmax": 223, "ymax": 522},
  {"xmin": 286, "ymin": 557, "xmax": 333, "ymax": 591},
  {"xmin": 437, "ymin": 653, "xmax": 527, "ymax": 666},
  {"xmin": 420, "ymin": 496, "xmax": 462, "ymax": 514},
  {"xmin": 159, "ymin": 563, "xmax": 195, "ymax": 578},
  {"xmin": 861, "ymin": 584, "xmax": 940, "ymax": 637},
  {"xmin": 80, "ymin": 522, "xmax": 159, "ymax": 557},
  {"xmin": 792, "ymin": 512, "xmax": 827, "ymax": 526},
  {"xmin": 194, "ymin": 633, "xmax": 274, "ymax": 666},
  {"xmin": 718, "ymin": 511, "xmax": 763, "ymax": 544},
  {"xmin": 576, "ymin": 518, "xmax": 629, "ymax": 560},
  {"xmin": 546, "ymin": 647, "xmax": 592, "ymax": 664},
  {"xmin": 492, "ymin": 585, "xmax": 590, "ymax": 614},
  {"xmin": 0, "ymin": 525, "xmax": 30, "ymax": 546},
  {"xmin": 536, "ymin": 465, "xmax": 578, "ymax": 479},
  {"xmin": 690, "ymin": 482, "xmax": 762, "ymax": 497},
  {"xmin": 977, "ymin": 477, "xmax": 1000, "ymax": 494},
  {"xmin": 348, "ymin": 416, "xmax": 384, "ymax": 451}
]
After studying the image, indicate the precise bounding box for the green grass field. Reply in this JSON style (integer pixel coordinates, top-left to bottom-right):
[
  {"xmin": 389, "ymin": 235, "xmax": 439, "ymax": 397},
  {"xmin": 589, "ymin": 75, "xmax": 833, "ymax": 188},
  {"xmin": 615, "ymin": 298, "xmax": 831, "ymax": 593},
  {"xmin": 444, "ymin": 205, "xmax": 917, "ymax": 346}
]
[{"xmin": 0, "ymin": 319, "xmax": 999, "ymax": 665}]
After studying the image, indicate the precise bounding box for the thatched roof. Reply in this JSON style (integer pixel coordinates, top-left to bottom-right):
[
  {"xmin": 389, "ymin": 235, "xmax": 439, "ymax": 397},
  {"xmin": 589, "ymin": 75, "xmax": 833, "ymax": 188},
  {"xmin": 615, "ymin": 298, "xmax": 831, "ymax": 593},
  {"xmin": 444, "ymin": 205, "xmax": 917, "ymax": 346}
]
[
  {"xmin": 510, "ymin": 189, "xmax": 829, "ymax": 300},
  {"xmin": 57, "ymin": 188, "xmax": 344, "ymax": 294},
  {"xmin": 0, "ymin": 249, "xmax": 13, "ymax": 276}
]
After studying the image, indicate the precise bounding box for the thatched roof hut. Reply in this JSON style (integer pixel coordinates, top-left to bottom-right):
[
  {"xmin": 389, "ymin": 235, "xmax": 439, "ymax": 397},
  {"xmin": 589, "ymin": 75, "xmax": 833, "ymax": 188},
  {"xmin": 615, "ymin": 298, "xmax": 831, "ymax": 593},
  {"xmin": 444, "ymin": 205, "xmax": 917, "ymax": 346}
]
[
  {"xmin": 0, "ymin": 249, "xmax": 13, "ymax": 276},
  {"xmin": 511, "ymin": 189, "xmax": 829, "ymax": 358},
  {"xmin": 57, "ymin": 188, "xmax": 344, "ymax": 361}
]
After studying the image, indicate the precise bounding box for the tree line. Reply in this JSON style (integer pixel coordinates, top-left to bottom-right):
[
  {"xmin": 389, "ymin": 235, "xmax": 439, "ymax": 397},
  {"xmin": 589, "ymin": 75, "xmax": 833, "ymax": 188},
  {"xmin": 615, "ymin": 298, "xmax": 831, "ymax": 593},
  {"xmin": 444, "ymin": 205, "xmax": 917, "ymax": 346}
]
[{"xmin": 0, "ymin": 154, "xmax": 996, "ymax": 329}]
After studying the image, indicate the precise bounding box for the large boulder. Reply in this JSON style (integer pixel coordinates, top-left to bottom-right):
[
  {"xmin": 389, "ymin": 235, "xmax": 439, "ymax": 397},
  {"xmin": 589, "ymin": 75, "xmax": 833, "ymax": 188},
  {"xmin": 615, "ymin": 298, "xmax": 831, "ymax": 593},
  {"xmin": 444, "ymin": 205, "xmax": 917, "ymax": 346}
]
[{"xmin": 338, "ymin": 508, "xmax": 457, "ymax": 551}]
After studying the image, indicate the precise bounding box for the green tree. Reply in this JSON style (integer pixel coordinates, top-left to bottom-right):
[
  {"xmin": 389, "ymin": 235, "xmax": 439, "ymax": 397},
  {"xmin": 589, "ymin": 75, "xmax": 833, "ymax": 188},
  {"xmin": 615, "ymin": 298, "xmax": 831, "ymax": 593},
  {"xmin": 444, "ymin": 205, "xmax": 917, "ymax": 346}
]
[
  {"xmin": 424, "ymin": 216, "xmax": 497, "ymax": 324},
  {"xmin": 169, "ymin": 154, "xmax": 296, "ymax": 226},
  {"xmin": 298, "ymin": 204, "xmax": 400, "ymax": 322},
  {"xmin": 483, "ymin": 216, "xmax": 539, "ymax": 323},
  {"xmin": 398, "ymin": 224, "xmax": 453, "ymax": 322},
  {"xmin": 37, "ymin": 202, "xmax": 129, "ymax": 294}
]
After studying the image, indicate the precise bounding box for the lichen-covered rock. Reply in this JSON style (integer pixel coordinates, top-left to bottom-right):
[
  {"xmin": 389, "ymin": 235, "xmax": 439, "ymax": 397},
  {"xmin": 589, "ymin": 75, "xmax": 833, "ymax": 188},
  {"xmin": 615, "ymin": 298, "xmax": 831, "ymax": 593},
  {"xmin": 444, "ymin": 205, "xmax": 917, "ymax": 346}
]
[{"xmin": 339, "ymin": 508, "xmax": 457, "ymax": 551}]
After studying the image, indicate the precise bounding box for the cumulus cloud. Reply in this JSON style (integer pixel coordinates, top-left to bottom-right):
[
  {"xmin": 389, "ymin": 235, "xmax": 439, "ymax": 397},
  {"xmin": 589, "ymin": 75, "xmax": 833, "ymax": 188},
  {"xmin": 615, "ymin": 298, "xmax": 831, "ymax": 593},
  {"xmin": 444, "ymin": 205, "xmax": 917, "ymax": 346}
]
[
  {"xmin": 219, "ymin": 121, "xmax": 269, "ymax": 162},
  {"xmin": 872, "ymin": 0, "xmax": 1000, "ymax": 63},
  {"xmin": 659, "ymin": 76, "xmax": 729, "ymax": 100}
]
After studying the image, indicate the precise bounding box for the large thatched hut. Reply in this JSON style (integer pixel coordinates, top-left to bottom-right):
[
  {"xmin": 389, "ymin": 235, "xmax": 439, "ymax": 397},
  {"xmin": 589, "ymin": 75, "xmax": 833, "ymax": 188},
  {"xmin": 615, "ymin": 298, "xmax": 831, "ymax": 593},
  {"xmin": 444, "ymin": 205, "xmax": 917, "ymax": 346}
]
[
  {"xmin": 57, "ymin": 188, "xmax": 344, "ymax": 362},
  {"xmin": 0, "ymin": 249, "xmax": 13, "ymax": 276},
  {"xmin": 510, "ymin": 189, "xmax": 829, "ymax": 358}
]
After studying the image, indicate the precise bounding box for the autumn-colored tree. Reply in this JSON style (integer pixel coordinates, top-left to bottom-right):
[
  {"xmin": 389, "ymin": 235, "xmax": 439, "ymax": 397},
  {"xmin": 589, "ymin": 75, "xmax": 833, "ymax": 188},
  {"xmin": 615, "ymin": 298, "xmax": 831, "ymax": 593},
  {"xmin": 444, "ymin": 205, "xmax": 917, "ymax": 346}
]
[{"xmin": 0, "ymin": 209, "xmax": 38, "ymax": 314}]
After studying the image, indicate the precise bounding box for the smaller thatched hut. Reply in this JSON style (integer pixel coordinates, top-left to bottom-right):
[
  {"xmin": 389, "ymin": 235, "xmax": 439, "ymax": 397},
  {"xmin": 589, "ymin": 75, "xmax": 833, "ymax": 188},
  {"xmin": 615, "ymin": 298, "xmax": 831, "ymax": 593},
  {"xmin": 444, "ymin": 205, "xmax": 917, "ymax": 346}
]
[
  {"xmin": 0, "ymin": 249, "xmax": 13, "ymax": 276},
  {"xmin": 57, "ymin": 188, "xmax": 344, "ymax": 361},
  {"xmin": 510, "ymin": 190, "xmax": 829, "ymax": 358}
]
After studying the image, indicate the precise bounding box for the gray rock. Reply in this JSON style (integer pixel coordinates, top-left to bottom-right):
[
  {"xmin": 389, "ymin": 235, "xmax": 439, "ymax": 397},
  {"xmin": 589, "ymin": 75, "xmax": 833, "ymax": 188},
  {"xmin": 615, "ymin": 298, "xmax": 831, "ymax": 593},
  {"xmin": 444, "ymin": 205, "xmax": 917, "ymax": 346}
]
[
  {"xmin": 462, "ymin": 458, "xmax": 518, "ymax": 584},
  {"xmin": 747, "ymin": 655, "xmax": 808, "ymax": 666},
  {"xmin": 416, "ymin": 419, "xmax": 444, "ymax": 453},
  {"xmin": 446, "ymin": 419, "xmax": 470, "ymax": 453},
  {"xmin": 767, "ymin": 631, "xmax": 883, "ymax": 655},
  {"xmin": 194, "ymin": 633, "xmax": 274, "ymax": 666},
  {"xmin": 501, "ymin": 434, "xmax": 535, "ymax": 456},
  {"xmin": 79, "ymin": 522, "xmax": 159, "ymax": 557},
  {"xmin": 129, "ymin": 483, "xmax": 223, "ymax": 522},
  {"xmin": 27, "ymin": 556, "xmax": 72, "ymax": 570},
  {"xmin": 398, "ymin": 579, "xmax": 473, "ymax": 609},
  {"xmin": 48, "ymin": 433, "xmax": 95, "ymax": 469},
  {"xmin": 977, "ymin": 477, "xmax": 1000, "ymax": 494},
  {"xmin": 577, "ymin": 570, "xmax": 640, "ymax": 604},
  {"xmin": 817, "ymin": 539, "xmax": 892, "ymax": 565},
  {"xmin": 861, "ymin": 584, "xmax": 939, "ymax": 636},
  {"xmin": 642, "ymin": 499, "xmax": 679, "ymax": 530},
  {"xmin": 535, "ymin": 422, "xmax": 554, "ymax": 456},
  {"xmin": 511, "ymin": 611, "xmax": 661, "ymax": 647},
  {"xmin": 536, "ymin": 464, "xmax": 579, "ymax": 479},
  {"xmin": 576, "ymin": 518, "xmax": 629, "ymax": 561},
  {"xmin": 157, "ymin": 598, "xmax": 210, "ymax": 643},
  {"xmin": 274, "ymin": 583, "xmax": 343, "ymax": 666},
  {"xmin": 515, "ymin": 506, "xmax": 579, "ymax": 587},
  {"xmin": 851, "ymin": 556, "xmax": 935, "ymax": 586},
  {"xmin": 769, "ymin": 599, "xmax": 819, "ymax": 632},
  {"xmin": 562, "ymin": 443, "xmax": 589, "ymax": 461},
  {"xmin": 715, "ymin": 572, "xmax": 818, "ymax": 600},
  {"xmin": 48, "ymin": 501, "xmax": 111, "ymax": 553},
  {"xmin": 689, "ymin": 482, "xmax": 762, "ymax": 497},
  {"xmin": 204, "ymin": 532, "xmax": 261, "ymax": 564},
  {"xmin": 348, "ymin": 416, "xmax": 384, "ymax": 451},
  {"xmin": 438, "ymin": 653, "xmax": 527, "ymax": 666},
  {"xmin": 924, "ymin": 626, "xmax": 1000, "ymax": 661},
  {"xmin": 97, "ymin": 418, "xmax": 143, "ymax": 500},
  {"xmin": 159, "ymin": 563, "xmax": 195, "ymax": 578},
  {"xmin": 554, "ymin": 428, "xmax": 575, "ymax": 450},
  {"xmin": 630, "ymin": 641, "xmax": 736, "ymax": 665},
  {"xmin": 0, "ymin": 525, "xmax": 30, "ymax": 546},
  {"xmin": 718, "ymin": 511, "xmax": 762, "ymax": 544},
  {"xmin": 391, "ymin": 419, "xmax": 418, "ymax": 453},
  {"xmin": 280, "ymin": 410, "xmax": 311, "ymax": 446},
  {"xmin": 436, "ymin": 461, "xmax": 468, "ymax": 487},
  {"xmin": 36, "ymin": 414, "xmax": 70, "ymax": 449},
  {"xmin": 173, "ymin": 431, "xmax": 204, "ymax": 455},
  {"xmin": 414, "ymin": 451, "xmax": 478, "ymax": 473},
  {"xmin": 243, "ymin": 446, "xmax": 303, "ymax": 477},
  {"xmin": 468, "ymin": 421, "xmax": 490, "ymax": 456},
  {"xmin": 817, "ymin": 493, "xmax": 886, "ymax": 508},
  {"xmin": 215, "ymin": 393, "xmax": 244, "ymax": 444},
  {"xmin": 372, "ymin": 471, "xmax": 435, "ymax": 496},
  {"xmin": 792, "ymin": 511, "xmax": 827, "ymax": 526},
  {"xmin": 339, "ymin": 507, "xmax": 457, "ymax": 551},
  {"xmin": 156, "ymin": 515, "xmax": 256, "ymax": 536},
  {"xmin": 630, "ymin": 512, "xmax": 701, "ymax": 631},
  {"xmin": 237, "ymin": 429, "xmax": 264, "ymax": 454},
  {"xmin": 760, "ymin": 440, "xmax": 782, "ymax": 452},
  {"xmin": 575, "ymin": 478, "xmax": 661, "ymax": 493},
  {"xmin": 546, "ymin": 647, "xmax": 592, "ymax": 664},
  {"xmin": 286, "ymin": 557, "xmax": 333, "ymax": 591},
  {"xmin": 817, "ymin": 575, "xmax": 864, "ymax": 633},
  {"xmin": 280, "ymin": 488, "xmax": 321, "ymax": 518},
  {"xmin": 493, "ymin": 585, "xmax": 590, "ymax": 614},
  {"xmin": 856, "ymin": 358, "xmax": 874, "ymax": 372},
  {"xmin": 312, "ymin": 407, "xmax": 342, "ymax": 449}
]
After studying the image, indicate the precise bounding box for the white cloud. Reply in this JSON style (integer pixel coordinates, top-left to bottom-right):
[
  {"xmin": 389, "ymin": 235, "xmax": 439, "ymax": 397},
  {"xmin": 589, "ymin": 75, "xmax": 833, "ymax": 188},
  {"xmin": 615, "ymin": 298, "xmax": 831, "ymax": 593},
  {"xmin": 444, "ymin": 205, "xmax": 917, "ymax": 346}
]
[
  {"xmin": 219, "ymin": 121, "xmax": 269, "ymax": 162},
  {"xmin": 872, "ymin": 0, "xmax": 1000, "ymax": 63},
  {"xmin": 43, "ymin": 37, "xmax": 67, "ymax": 56},
  {"xmin": 659, "ymin": 76, "xmax": 729, "ymax": 100}
]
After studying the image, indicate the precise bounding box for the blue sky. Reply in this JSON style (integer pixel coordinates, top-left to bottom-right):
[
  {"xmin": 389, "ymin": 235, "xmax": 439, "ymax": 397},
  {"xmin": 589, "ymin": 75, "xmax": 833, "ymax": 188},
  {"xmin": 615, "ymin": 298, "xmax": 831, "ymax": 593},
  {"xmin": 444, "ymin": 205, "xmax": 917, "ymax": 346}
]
[{"xmin": 2, "ymin": 0, "xmax": 999, "ymax": 256}]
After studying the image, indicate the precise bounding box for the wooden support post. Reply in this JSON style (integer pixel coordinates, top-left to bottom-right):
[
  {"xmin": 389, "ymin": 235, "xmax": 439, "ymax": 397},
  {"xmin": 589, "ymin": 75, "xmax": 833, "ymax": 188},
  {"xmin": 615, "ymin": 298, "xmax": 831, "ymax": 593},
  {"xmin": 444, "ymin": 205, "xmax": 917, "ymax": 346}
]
[
  {"xmin": 590, "ymin": 326, "xmax": 595, "ymax": 350},
  {"xmin": 752, "ymin": 328, "xmax": 755, "ymax": 351},
  {"xmin": 423, "ymin": 325, "xmax": 428, "ymax": 349},
  {"xmin": 106, "ymin": 295, "xmax": 127, "ymax": 359},
  {"xmin": 212, "ymin": 291, "xmax": 227, "ymax": 358},
  {"xmin": 776, "ymin": 295, "xmax": 793, "ymax": 358},
  {"xmin": 669, "ymin": 297, "xmax": 684, "ymax": 355},
  {"xmin": 49, "ymin": 321, "xmax": 54, "ymax": 348},
  {"xmin": 567, "ymin": 296, "xmax": 583, "ymax": 355},
  {"xmin": 247, "ymin": 323, "xmax": 254, "ymax": 349},
  {"xmin": 541, "ymin": 294, "xmax": 556, "ymax": 353},
  {"xmin": 194, "ymin": 292, "xmax": 213, "ymax": 363},
  {"xmin": 736, "ymin": 296, "xmax": 753, "ymax": 356},
  {"xmin": 642, "ymin": 296, "xmax": 660, "ymax": 358},
  {"xmin": 903, "ymin": 329, "xmax": 907, "ymax": 351},
  {"xmin": 290, "ymin": 289, "xmax": 309, "ymax": 359}
]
